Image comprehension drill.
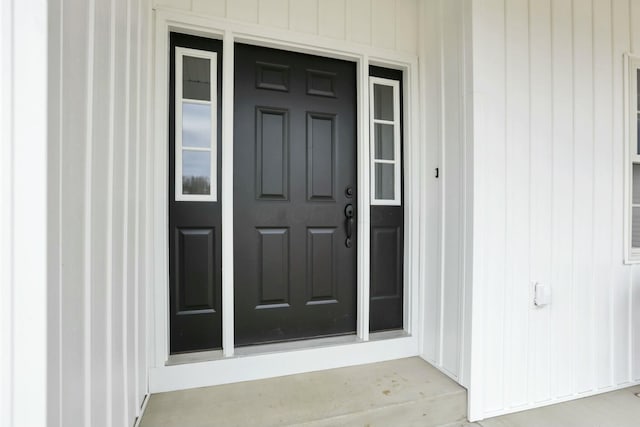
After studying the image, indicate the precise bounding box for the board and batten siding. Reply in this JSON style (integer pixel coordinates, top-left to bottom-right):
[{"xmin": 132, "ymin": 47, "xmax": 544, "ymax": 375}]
[
  {"xmin": 47, "ymin": 0, "xmax": 152, "ymax": 426},
  {"xmin": 419, "ymin": 0, "xmax": 474, "ymax": 388},
  {"xmin": 153, "ymin": 0, "xmax": 418, "ymax": 55},
  {"xmin": 469, "ymin": 0, "xmax": 640, "ymax": 420}
]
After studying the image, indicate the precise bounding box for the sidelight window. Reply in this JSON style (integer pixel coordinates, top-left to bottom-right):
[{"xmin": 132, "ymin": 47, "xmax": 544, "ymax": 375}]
[
  {"xmin": 175, "ymin": 47, "xmax": 217, "ymax": 201},
  {"xmin": 626, "ymin": 55, "xmax": 640, "ymax": 262},
  {"xmin": 369, "ymin": 77, "xmax": 401, "ymax": 205}
]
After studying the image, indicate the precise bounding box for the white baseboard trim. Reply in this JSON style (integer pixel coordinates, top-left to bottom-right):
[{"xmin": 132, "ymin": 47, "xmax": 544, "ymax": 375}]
[
  {"xmin": 133, "ymin": 393, "xmax": 150, "ymax": 427},
  {"xmin": 149, "ymin": 335, "xmax": 419, "ymax": 393}
]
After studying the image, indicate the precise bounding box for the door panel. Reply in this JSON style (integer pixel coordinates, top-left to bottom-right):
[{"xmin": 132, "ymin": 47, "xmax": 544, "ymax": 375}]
[
  {"xmin": 234, "ymin": 43, "xmax": 357, "ymax": 346},
  {"xmin": 169, "ymin": 33, "xmax": 223, "ymax": 353},
  {"xmin": 307, "ymin": 227, "xmax": 338, "ymax": 303},
  {"xmin": 256, "ymin": 107, "xmax": 289, "ymax": 199},
  {"xmin": 257, "ymin": 227, "xmax": 290, "ymax": 307},
  {"xmin": 307, "ymin": 113, "xmax": 336, "ymax": 200},
  {"xmin": 176, "ymin": 228, "xmax": 216, "ymax": 313}
]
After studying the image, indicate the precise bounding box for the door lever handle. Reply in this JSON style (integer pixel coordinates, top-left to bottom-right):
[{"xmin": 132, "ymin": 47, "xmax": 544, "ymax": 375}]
[{"xmin": 344, "ymin": 204, "xmax": 354, "ymax": 248}]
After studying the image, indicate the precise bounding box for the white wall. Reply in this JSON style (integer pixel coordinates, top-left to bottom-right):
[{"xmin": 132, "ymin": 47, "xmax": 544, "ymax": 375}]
[
  {"xmin": 153, "ymin": 0, "xmax": 418, "ymax": 55},
  {"xmin": 47, "ymin": 0, "xmax": 152, "ymax": 426},
  {"xmin": 469, "ymin": 0, "xmax": 640, "ymax": 420},
  {"xmin": 420, "ymin": 0, "xmax": 474, "ymax": 388},
  {"xmin": 1, "ymin": 0, "xmax": 48, "ymax": 426}
]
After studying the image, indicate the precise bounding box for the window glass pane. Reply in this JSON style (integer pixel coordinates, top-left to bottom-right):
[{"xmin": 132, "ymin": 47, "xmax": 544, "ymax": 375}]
[
  {"xmin": 374, "ymin": 123, "xmax": 394, "ymax": 160},
  {"xmin": 636, "ymin": 69, "xmax": 640, "ymax": 112},
  {"xmin": 182, "ymin": 150, "xmax": 211, "ymax": 195},
  {"xmin": 182, "ymin": 102, "xmax": 211, "ymax": 148},
  {"xmin": 633, "ymin": 207, "xmax": 640, "ymax": 247},
  {"xmin": 637, "ymin": 112, "xmax": 640, "ymax": 155},
  {"xmin": 375, "ymin": 163, "xmax": 395, "ymax": 200},
  {"xmin": 634, "ymin": 164, "xmax": 640, "ymax": 204},
  {"xmin": 183, "ymin": 55, "xmax": 210, "ymax": 101},
  {"xmin": 373, "ymin": 84, "xmax": 394, "ymax": 121}
]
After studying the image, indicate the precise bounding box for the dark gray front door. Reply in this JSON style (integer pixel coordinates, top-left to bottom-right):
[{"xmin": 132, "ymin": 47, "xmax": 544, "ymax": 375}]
[{"xmin": 233, "ymin": 43, "xmax": 357, "ymax": 346}]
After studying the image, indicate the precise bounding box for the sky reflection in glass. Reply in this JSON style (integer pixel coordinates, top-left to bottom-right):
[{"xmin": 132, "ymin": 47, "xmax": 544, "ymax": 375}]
[{"xmin": 182, "ymin": 102, "xmax": 211, "ymax": 148}]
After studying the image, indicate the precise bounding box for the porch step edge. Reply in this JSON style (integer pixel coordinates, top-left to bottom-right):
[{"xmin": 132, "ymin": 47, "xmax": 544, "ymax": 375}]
[{"xmin": 289, "ymin": 388, "xmax": 467, "ymax": 427}]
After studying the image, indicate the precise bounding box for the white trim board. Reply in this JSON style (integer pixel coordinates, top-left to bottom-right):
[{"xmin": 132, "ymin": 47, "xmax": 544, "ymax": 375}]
[
  {"xmin": 149, "ymin": 335, "xmax": 419, "ymax": 393},
  {"xmin": 1, "ymin": 0, "xmax": 48, "ymax": 424},
  {"xmin": 624, "ymin": 53, "xmax": 640, "ymax": 263},
  {"xmin": 151, "ymin": 7, "xmax": 422, "ymax": 391}
]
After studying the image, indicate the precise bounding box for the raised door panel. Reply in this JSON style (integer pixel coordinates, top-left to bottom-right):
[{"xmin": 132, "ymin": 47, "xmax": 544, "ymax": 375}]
[
  {"xmin": 307, "ymin": 228, "xmax": 338, "ymax": 304},
  {"xmin": 307, "ymin": 70, "xmax": 337, "ymax": 97},
  {"xmin": 256, "ymin": 62, "xmax": 290, "ymax": 91},
  {"xmin": 370, "ymin": 226, "xmax": 401, "ymax": 299},
  {"xmin": 307, "ymin": 113, "xmax": 336, "ymax": 201},
  {"xmin": 256, "ymin": 108, "xmax": 289, "ymax": 199},
  {"xmin": 177, "ymin": 228, "xmax": 216, "ymax": 313},
  {"xmin": 257, "ymin": 228, "xmax": 290, "ymax": 307}
]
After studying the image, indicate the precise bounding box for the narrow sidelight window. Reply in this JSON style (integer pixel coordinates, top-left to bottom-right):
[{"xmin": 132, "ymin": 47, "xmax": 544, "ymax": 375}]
[
  {"xmin": 626, "ymin": 56, "xmax": 640, "ymax": 262},
  {"xmin": 368, "ymin": 66, "xmax": 404, "ymax": 333},
  {"xmin": 175, "ymin": 47, "xmax": 217, "ymax": 201},
  {"xmin": 369, "ymin": 77, "xmax": 401, "ymax": 205}
]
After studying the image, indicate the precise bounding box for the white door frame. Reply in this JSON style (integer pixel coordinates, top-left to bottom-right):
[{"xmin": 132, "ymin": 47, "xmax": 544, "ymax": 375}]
[{"xmin": 149, "ymin": 7, "xmax": 422, "ymax": 393}]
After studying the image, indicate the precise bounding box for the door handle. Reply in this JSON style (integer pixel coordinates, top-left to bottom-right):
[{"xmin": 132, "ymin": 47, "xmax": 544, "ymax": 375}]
[{"xmin": 344, "ymin": 204, "xmax": 354, "ymax": 248}]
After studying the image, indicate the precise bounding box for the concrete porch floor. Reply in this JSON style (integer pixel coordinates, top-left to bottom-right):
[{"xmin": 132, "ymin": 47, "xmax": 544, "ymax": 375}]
[
  {"xmin": 139, "ymin": 357, "xmax": 640, "ymax": 427},
  {"xmin": 139, "ymin": 357, "xmax": 468, "ymax": 427}
]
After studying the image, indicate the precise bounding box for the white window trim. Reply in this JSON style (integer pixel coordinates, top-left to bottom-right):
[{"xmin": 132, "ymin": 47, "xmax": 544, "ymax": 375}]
[
  {"xmin": 369, "ymin": 76, "xmax": 401, "ymax": 206},
  {"xmin": 625, "ymin": 54, "xmax": 640, "ymax": 263},
  {"xmin": 175, "ymin": 46, "xmax": 218, "ymax": 202}
]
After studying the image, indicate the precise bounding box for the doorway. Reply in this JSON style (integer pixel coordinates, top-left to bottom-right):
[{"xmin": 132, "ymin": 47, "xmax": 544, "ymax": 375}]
[{"xmin": 233, "ymin": 44, "xmax": 358, "ymax": 346}]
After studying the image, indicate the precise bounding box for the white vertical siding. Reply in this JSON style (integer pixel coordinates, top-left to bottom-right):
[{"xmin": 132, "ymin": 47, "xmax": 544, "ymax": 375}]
[
  {"xmin": 348, "ymin": 0, "xmax": 372, "ymax": 45},
  {"xmin": 528, "ymin": 0, "xmax": 553, "ymax": 403},
  {"xmin": 155, "ymin": 0, "xmax": 419, "ymax": 55},
  {"xmin": 470, "ymin": 0, "xmax": 640, "ymax": 420},
  {"xmin": 419, "ymin": 0, "xmax": 473, "ymax": 387},
  {"xmin": 228, "ymin": 0, "xmax": 259, "ymax": 23},
  {"xmin": 259, "ymin": 0, "xmax": 289, "ymax": 29},
  {"xmin": 47, "ymin": 0, "xmax": 151, "ymax": 426},
  {"xmin": 1, "ymin": 0, "xmax": 48, "ymax": 426}
]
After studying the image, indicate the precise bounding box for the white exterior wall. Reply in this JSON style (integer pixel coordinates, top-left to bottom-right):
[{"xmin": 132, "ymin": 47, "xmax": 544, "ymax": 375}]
[
  {"xmin": 419, "ymin": 0, "xmax": 474, "ymax": 388},
  {"xmin": 469, "ymin": 0, "xmax": 640, "ymax": 420},
  {"xmin": 47, "ymin": 0, "xmax": 152, "ymax": 426},
  {"xmin": 153, "ymin": 0, "xmax": 418, "ymax": 55},
  {"xmin": 1, "ymin": 1, "xmax": 48, "ymax": 426}
]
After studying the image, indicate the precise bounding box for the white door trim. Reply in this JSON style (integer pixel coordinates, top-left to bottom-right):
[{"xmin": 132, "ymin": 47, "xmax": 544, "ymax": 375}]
[{"xmin": 150, "ymin": 7, "xmax": 421, "ymax": 390}]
